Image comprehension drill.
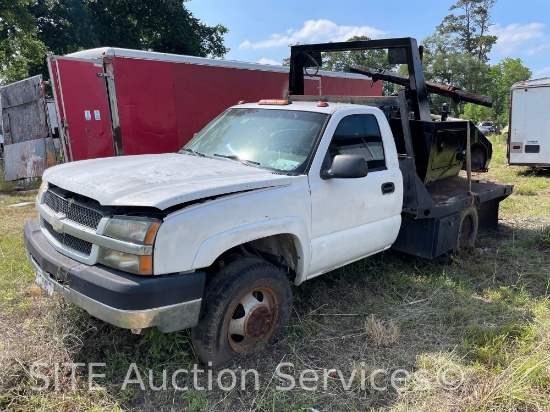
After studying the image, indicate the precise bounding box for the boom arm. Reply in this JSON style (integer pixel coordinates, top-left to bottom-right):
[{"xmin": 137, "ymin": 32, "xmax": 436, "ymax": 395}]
[
  {"xmin": 350, "ymin": 65, "xmax": 494, "ymax": 108},
  {"xmin": 289, "ymin": 37, "xmax": 432, "ymax": 122}
]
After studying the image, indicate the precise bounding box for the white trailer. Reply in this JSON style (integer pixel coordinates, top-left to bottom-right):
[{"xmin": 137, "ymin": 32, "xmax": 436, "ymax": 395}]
[{"xmin": 508, "ymin": 77, "xmax": 550, "ymax": 167}]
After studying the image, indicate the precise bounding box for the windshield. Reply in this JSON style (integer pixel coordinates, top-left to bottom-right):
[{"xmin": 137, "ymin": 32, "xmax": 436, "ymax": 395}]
[{"xmin": 181, "ymin": 108, "xmax": 328, "ymax": 174}]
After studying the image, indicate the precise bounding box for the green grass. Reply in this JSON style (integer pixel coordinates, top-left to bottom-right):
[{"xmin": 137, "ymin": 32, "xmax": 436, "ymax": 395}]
[
  {"xmin": 1, "ymin": 137, "xmax": 549, "ymax": 411},
  {"xmin": 487, "ymin": 135, "xmax": 550, "ymax": 221},
  {"xmin": 0, "ymin": 161, "xmax": 42, "ymax": 194}
]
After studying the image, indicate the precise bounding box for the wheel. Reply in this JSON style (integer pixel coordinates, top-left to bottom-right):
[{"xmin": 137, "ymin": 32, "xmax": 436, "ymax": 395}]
[
  {"xmin": 456, "ymin": 207, "xmax": 478, "ymax": 251},
  {"xmin": 191, "ymin": 257, "xmax": 293, "ymax": 367}
]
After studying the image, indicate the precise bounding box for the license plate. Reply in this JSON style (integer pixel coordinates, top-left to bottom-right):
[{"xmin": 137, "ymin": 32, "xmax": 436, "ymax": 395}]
[{"xmin": 35, "ymin": 272, "xmax": 54, "ymax": 297}]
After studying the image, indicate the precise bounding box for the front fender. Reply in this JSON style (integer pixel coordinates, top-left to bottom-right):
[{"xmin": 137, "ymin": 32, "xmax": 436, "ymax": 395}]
[
  {"xmin": 153, "ymin": 176, "xmax": 312, "ymax": 278},
  {"xmin": 192, "ymin": 217, "xmax": 311, "ymax": 285}
]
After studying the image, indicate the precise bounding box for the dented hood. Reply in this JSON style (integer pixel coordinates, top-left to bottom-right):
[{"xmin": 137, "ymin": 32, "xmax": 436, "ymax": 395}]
[{"xmin": 43, "ymin": 154, "xmax": 291, "ymax": 210}]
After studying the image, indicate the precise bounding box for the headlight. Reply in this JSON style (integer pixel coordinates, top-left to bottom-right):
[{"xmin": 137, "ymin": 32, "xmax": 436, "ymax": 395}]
[
  {"xmin": 102, "ymin": 216, "xmax": 161, "ymax": 244},
  {"xmin": 98, "ymin": 216, "xmax": 161, "ymax": 275},
  {"xmin": 98, "ymin": 249, "xmax": 153, "ymax": 275}
]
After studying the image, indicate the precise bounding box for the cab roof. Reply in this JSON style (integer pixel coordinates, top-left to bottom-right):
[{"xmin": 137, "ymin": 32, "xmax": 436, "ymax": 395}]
[{"xmin": 231, "ymin": 100, "xmax": 376, "ymax": 115}]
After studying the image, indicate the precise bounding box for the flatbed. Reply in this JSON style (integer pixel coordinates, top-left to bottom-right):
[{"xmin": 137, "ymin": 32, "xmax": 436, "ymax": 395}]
[
  {"xmin": 392, "ymin": 175, "xmax": 512, "ymax": 258},
  {"xmin": 426, "ymin": 176, "xmax": 512, "ymax": 208}
]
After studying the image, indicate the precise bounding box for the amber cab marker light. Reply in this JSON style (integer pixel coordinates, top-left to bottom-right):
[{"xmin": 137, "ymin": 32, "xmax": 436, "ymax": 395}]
[
  {"xmin": 317, "ymin": 101, "xmax": 329, "ymax": 107},
  {"xmin": 258, "ymin": 99, "xmax": 291, "ymax": 105},
  {"xmin": 237, "ymin": 100, "xmax": 247, "ymax": 104}
]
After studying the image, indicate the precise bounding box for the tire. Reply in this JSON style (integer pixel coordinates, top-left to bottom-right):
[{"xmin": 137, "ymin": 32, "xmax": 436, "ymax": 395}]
[
  {"xmin": 191, "ymin": 257, "xmax": 293, "ymax": 367},
  {"xmin": 456, "ymin": 207, "xmax": 478, "ymax": 252}
]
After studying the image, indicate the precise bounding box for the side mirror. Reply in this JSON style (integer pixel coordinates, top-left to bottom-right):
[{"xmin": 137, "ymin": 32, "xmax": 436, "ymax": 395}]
[{"xmin": 321, "ymin": 154, "xmax": 368, "ymax": 180}]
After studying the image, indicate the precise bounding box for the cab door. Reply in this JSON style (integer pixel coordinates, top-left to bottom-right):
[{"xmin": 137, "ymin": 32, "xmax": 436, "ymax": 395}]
[{"xmin": 308, "ymin": 110, "xmax": 403, "ymax": 277}]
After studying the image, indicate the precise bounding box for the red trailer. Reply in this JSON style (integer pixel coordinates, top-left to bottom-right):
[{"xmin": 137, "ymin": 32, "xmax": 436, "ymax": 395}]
[{"xmin": 47, "ymin": 48, "xmax": 382, "ymax": 163}]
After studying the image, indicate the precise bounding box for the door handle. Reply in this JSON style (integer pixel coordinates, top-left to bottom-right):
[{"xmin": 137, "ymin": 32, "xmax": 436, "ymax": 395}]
[{"xmin": 381, "ymin": 182, "xmax": 395, "ymax": 194}]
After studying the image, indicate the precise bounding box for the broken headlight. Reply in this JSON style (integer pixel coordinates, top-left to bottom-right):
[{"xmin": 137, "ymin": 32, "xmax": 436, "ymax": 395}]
[{"xmin": 98, "ymin": 216, "xmax": 161, "ymax": 275}]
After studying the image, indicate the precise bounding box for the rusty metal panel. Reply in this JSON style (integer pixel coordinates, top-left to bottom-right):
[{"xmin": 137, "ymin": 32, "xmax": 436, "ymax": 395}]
[
  {"xmin": 3, "ymin": 137, "xmax": 56, "ymax": 181},
  {"xmin": 1, "ymin": 75, "xmax": 48, "ymax": 144},
  {"xmin": 1, "ymin": 75, "xmax": 58, "ymax": 180}
]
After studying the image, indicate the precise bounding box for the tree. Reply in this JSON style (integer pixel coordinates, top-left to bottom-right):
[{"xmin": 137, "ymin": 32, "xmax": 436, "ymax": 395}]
[
  {"xmin": 321, "ymin": 36, "xmax": 396, "ymax": 95},
  {"xmin": 0, "ymin": 0, "xmax": 48, "ymax": 85},
  {"xmin": 422, "ymin": 33, "xmax": 491, "ymax": 116},
  {"xmin": 84, "ymin": 0, "xmax": 229, "ymax": 58},
  {"xmin": 1, "ymin": 0, "xmax": 228, "ymax": 84},
  {"xmin": 320, "ymin": 36, "xmax": 393, "ymax": 72},
  {"xmin": 422, "ymin": 0, "xmax": 497, "ymax": 116},
  {"xmin": 436, "ymin": 0, "xmax": 497, "ymax": 60},
  {"xmin": 489, "ymin": 58, "xmax": 532, "ymax": 124},
  {"xmin": 461, "ymin": 102, "xmax": 492, "ymax": 124},
  {"xmin": 283, "ymin": 36, "xmax": 396, "ymax": 95},
  {"xmin": 423, "ymin": 33, "xmax": 490, "ymax": 93},
  {"xmin": 30, "ymin": 0, "xmax": 100, "ymax": 55}
]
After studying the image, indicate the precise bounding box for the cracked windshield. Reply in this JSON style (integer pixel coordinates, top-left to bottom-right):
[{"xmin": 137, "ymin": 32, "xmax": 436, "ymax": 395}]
[{"xmin": 181, "ymin": 108, "xmax": 327, "ymax": 173}]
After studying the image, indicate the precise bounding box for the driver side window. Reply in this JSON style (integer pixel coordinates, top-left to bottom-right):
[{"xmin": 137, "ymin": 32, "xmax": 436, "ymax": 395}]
[{"xmin": 327, "ymin": 114, "xmax": 386, "ymax": 171}]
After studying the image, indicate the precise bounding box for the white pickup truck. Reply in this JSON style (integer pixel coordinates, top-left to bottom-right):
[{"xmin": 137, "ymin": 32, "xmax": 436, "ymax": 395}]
[
  {"xmin": 25, "ymin": 99, "xmax": 406, "ymax": 364},
  {"xmin": 24, "ymin": 38, "xmax": 513, "ymax": 366}
]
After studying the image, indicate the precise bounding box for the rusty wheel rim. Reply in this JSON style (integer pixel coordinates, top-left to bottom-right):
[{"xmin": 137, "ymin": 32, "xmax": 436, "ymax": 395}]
[{"xmin": 228, "ymin": 287, "xmax": 279, "ymax": 353}]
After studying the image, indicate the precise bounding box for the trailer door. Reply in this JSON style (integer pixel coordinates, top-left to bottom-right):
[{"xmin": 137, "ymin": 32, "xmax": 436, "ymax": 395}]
[
  {"xmin": 1, "ymin": 75, "xmax": 57, "ymax": 181},
  {"xmin": 509, "ymin": 86, "xmax": 550, "ymax": 165},
  {"xmin": 49, "ymin": 56, "xmax": 115, "ymax": 161}
]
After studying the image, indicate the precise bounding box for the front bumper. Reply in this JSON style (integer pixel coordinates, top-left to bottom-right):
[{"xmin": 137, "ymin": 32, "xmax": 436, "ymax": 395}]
[{"xmin": 24, "ymin": 218, "xmax": 205, "ymax": 333}]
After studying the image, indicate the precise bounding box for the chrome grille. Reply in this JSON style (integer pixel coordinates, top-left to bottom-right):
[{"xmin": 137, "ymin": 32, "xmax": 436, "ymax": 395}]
[
  {"xmin": 44, "ymin": 191, "xmax": 102, "ymax": 229},
  {"xmin": 43, "ymin": 220, "xmax": 93, "ymax": 256}
]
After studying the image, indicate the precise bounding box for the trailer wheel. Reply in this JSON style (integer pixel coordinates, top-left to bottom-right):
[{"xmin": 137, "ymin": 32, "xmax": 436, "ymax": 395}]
[
  {"xmin": 456, "ymin": 207, "xmax": 478, "ymax": 251},
  {"xmin": 191, "ymin": 258, "xmax": 292, "ymax": 367}
]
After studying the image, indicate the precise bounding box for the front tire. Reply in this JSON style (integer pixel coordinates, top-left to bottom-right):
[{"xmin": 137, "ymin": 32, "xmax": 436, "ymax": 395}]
[{"xmin": 191, "ymin": 258, "xmax": 293, "ymax": 367}]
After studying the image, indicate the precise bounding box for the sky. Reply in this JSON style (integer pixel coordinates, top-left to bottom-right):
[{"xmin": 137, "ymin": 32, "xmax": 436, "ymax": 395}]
[{"xmin": 187, "ymin": 0, "xmax": 550, "ymax": 78}]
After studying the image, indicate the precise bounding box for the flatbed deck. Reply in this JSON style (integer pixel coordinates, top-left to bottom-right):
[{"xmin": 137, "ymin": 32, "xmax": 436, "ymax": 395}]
[
  {"xmin": 427, "ymin": 175, "xmax": 512, "ymax": 206},
  {"xmin": 392, "ymin": 175, "xmax": 513, "ymax": 258}
]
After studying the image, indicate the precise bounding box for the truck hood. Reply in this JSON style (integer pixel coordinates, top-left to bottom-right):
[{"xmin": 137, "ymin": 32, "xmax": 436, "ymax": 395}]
[{"xmin": 43, "ymin": 154, "xmax": 292, "ymax": 210}]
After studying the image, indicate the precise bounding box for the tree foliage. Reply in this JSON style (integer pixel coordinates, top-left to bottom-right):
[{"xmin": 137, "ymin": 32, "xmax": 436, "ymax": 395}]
[
  {"xmin": 436, "ymin": 0, "xmax": 497, "ymax": 60},
  {"xmin": 422, "ymin": 0, "xmax": 499, "ymax": 117},
  {"xmin": 461, "ymin": 102, "xmax": 492, "ymax": 124},
  {"xmin": 321, "ymin": 36, "xmax": 396, "ymax": 95},
  {"xmin": 489, "ymin": 57, "xmax": 532, "ymax": 124},
  {"xmin": 320, "ymin": 36, "xmax": 393, "ymax": 72},
  {"xmin": 283, "ymin": 36, "xmax": 396, "ymax": 95},
  {"xmin": 0, "ymin": 0, "xmax": 48, "ymax": 84},
  {"xmin": 423, "ymin": 33, "xmax": 490, "ymax": 94},
  {"xmin": 423, "ymin": 0, "xmax": 532, "ymax": 124},
  {"xmin": 1, "ymin": 0, "xmax": 228, "ymax": 85},
  {"xmin": 31, "ymin": 0, "xmax": 228, "ymax": 57}
]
